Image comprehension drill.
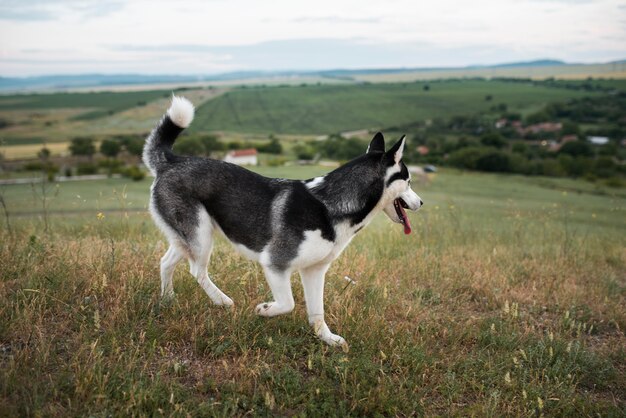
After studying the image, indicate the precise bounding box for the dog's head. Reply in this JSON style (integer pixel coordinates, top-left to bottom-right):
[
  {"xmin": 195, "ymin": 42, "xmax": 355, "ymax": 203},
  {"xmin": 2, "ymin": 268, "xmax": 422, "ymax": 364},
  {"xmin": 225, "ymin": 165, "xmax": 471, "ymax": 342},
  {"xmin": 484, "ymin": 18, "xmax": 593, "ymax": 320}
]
[{"xmin": 367, "ymin": 132, "xmax": 423, "ymax": 234}]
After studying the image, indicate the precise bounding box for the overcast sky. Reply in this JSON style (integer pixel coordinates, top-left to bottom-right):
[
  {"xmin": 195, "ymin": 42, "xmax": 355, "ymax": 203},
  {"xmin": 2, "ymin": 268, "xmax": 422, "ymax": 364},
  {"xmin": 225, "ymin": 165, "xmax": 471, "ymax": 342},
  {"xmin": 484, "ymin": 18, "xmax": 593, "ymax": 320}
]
[{"xmin": 0, "ymin": 0, "xmax": 624, "ymax": 77}]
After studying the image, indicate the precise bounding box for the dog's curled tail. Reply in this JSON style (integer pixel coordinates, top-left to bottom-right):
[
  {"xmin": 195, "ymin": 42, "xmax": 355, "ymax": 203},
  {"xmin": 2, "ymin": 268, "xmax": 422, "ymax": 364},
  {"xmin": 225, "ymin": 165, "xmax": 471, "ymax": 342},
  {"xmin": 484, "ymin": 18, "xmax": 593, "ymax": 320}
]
[{"xmin": 142, "ymin": 95, "xmax": 195, "ymax": 176}]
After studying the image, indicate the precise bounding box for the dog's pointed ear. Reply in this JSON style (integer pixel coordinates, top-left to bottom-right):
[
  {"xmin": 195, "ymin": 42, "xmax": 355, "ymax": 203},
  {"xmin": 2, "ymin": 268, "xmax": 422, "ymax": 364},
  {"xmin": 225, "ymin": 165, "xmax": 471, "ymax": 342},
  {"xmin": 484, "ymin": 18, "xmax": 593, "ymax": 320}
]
[
  {"xmin": 366, "ymin": 132, "xmax": 385, "ymax": 154},
  {"xmin": 384, "ymin": 135, "xmax": 406, "ymax": 164}
]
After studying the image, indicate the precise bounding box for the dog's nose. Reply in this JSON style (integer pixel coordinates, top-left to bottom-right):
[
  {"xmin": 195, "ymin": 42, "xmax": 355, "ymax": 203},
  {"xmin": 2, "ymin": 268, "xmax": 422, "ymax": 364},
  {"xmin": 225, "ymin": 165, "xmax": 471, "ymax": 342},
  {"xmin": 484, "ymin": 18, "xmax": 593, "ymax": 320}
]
[{"xmin": 419, "ymin": 200, "xmax": 423, "ymax": 206}]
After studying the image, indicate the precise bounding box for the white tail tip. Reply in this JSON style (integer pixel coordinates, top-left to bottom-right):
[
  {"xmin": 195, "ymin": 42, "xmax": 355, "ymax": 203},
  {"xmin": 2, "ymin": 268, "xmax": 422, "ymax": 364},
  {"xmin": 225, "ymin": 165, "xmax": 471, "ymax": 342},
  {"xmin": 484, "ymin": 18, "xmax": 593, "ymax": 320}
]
[{"xmin": 167, "ymin": 95, "xmax": 195, "ymax": 128}]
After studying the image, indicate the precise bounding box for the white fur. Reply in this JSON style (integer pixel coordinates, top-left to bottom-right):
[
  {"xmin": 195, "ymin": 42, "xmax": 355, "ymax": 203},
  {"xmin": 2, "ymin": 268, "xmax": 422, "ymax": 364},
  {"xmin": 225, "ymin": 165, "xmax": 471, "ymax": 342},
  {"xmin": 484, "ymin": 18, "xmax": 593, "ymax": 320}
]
[
  {"xmin": 393, "ymin": 136, "xmax": 406, "ymax": 164},
  {"xmin": 305, "ymin": 176, "xmax": 325, "ymax": 189},
  {"xmin": 167, "ymin": 95, "xmax": 195, "ymax": 128}
]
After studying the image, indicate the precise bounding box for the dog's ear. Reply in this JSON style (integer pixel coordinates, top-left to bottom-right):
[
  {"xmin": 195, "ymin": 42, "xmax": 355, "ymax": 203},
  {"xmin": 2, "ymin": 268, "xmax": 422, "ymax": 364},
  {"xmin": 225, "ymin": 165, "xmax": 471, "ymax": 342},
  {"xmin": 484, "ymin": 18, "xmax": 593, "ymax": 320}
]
[
  {"xmin": 367, "ymin": 132, "xmax": 385, "ymax": 154},
  {"xmin": 384, "ymin": 135, "xmax": 406, "ymax": 164}
]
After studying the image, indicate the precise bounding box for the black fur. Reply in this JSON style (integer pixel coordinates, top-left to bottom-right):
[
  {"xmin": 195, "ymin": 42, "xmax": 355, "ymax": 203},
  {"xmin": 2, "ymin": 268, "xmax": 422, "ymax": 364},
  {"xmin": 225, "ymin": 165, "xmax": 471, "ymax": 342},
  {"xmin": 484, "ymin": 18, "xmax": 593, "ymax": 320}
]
[{"xmin": 146, "ymin": 114, "xmax": 393, "ymax": 270}]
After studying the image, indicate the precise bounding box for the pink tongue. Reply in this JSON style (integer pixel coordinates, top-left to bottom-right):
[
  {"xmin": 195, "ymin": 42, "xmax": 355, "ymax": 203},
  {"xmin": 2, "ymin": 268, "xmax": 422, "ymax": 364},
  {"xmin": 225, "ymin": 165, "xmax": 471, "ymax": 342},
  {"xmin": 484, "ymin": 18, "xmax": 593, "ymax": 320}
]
[{"xmin": 399, "ymin": 205, "xmax": 412, "ymax": 235}]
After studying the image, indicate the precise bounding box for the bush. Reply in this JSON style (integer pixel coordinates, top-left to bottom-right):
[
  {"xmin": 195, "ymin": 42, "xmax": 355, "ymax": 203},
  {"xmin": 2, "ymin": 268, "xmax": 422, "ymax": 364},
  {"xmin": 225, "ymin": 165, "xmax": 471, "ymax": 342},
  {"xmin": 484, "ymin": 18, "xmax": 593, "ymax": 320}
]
[
  {"xmin": 480, "ymin": 132, "xmax": 507, "ymax": 149},
  {"xmin": 199, "ymin": 135, "xmax": 224, "ymax": 153},
  {"xmin": 559, "ymin": 141, "xmax": 593, "ymax": 157},
  {"xmin": 76, "ymin": 162, "xmax": 98, "ymax": 175},
  {"xmin": 122, "ymin": 166, "xmax": 145, "ymax": 181},
  {"xmin": 475, "ymin": 151, "xmax": 511, "ymax": 172},
  {"xmin": 315, "ymin": 135, "xmax": 366, "ymax": 160},
  {"xmin": 174, "ymin": 137, "xmax": 204, "ymax": 156},
  {"xmin": 591, "ymin": 157, "xmax": 617, "ymax": 178},
  {"xmin": 604, "ymin": 177, "xmax": 624, "ymax": 188},
  {"xmin": 447, "ymin": 147, "xmax": 490, "ymax": 170},
  {"xmin": 258, "ymin": 137, "xmax": 283, "ymax": 154},
  {"xmin": 124, "ymin": 137, "xmax": 144, "ymax": 156},
  {"xmin": 100, "ymin": 139, "xmax": 122, "ymax": 158}
]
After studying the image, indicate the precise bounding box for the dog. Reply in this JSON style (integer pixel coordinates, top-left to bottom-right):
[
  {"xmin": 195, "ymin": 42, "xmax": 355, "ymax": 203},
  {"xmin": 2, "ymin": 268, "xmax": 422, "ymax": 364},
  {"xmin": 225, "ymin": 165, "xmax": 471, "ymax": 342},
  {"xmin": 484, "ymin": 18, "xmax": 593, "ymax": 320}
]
[{"xmin": 143, "ymin": 96, "xmax": 423, "ymax": 347}]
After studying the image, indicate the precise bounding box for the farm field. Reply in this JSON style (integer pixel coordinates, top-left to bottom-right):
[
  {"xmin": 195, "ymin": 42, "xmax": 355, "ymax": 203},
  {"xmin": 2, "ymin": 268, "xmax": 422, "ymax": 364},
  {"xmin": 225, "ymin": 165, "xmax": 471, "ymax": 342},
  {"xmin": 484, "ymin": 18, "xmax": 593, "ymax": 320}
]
[
  {"xmin": 0, "ymin": 78, "xmax": 609, "ymax": 156},
  {"xmin": 0, "ymin": 168, "xmax": 624, "ymax": 416},
  {"xmin": 189, "ymin": 80, "xmax": 602, "ymax": 135}
]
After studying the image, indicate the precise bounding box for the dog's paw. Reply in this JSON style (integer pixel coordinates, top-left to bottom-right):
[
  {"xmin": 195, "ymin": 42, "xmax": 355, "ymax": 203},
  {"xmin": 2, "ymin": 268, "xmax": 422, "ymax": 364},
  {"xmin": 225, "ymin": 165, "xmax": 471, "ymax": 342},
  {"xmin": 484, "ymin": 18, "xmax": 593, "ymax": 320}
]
[
  {"xmin": 213, "ymin": 294, "xmax": 234, "ymax": 307},
  {"xmin": 160, "ymin": 291, "xmax": 176, "ymax": 304},
  {"xmin": 313, "ymin": 320, "xmax": 349, "ymax": 351},
  {"xmin": 255, "ymin": 301, "xmax": 292, "ymax": 317}
]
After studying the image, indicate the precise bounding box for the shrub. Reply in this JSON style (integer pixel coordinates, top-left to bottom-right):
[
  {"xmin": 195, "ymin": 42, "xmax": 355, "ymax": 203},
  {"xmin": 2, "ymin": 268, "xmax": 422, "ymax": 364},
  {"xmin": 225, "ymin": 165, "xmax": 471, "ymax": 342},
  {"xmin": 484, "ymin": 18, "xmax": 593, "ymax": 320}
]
[
  {"xmin": 480, "ymin": 132, "xmax": 507, "ymax": 149},
  {"xmin": 76, "ymin": 162, "xmax": 98, "ymax": 175},
  {"xmin": 447, "ymin": 147, "xmax": 490, "ymax": 170},
  {"xmin": 122, "ymin": 166, "xmax": 145, "ymax": 181},
  {"xmin": 258, "ymin": 137, "xmax": 283, "ymax": 154},
  {"xmin": 559, "ymin": 141, "xmax": 593, "ymax": 157},
  {"xmin": 174, "ymin": 137, "xmax": 204, "ymax": 156},
  {"xmin": 475, "ymin": 151, "xmax": 511, "ymax": 173}
]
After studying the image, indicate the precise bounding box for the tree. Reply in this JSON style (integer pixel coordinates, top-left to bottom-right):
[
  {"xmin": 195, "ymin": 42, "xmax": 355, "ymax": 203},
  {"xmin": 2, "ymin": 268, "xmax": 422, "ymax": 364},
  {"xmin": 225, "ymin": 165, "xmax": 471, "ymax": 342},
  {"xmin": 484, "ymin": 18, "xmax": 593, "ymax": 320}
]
[
  {"xmin": 199, "ymin": 135, "xmax": 224, "ymax": 153},
  {"xmin": 560, "ymin": 121, "xmax": 580, "ymax": 136},
  {"xmin": 559, "ymin": 140, "xmax": 593, "ymax": 157},
  {"xmin": 100, "ymin": 139, "xmax": 121, "ymax": 158},
  {"xmin": 174, "ymin": 137, "xmax": 204, "ymax": 156},
  {"xmin": 69, "ymin": 137, "xmax": 95, "ymax": 159},
  {"xmin": 480, "ymin": 132, "xmax": 507, "ymax": 149},
  {"xmin": 38, "ymin": 147, "xmax": 50, "ymax": 160},
  {"xmin": 475, "ymin": 151, "xmax": 511, "ymax": 172},
  {"xmin": 258, "ymin": 137, "xmax": 283, "ymax": 154},
  {"xmin": 125, "ymin": 137, "xmax": 144, "ymax": 156}
]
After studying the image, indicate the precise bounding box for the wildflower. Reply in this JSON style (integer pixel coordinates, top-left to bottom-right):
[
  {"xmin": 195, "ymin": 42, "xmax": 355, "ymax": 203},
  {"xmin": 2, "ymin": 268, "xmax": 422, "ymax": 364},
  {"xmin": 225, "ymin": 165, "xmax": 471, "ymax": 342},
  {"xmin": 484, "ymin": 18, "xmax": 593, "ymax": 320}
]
[
  {"xmin": 537, "ymin": 397, "xmax": 544, "ymax": 410},
  {"xmin": 97, "ymin": 212, "xmax": 105, "ymax": 220}
]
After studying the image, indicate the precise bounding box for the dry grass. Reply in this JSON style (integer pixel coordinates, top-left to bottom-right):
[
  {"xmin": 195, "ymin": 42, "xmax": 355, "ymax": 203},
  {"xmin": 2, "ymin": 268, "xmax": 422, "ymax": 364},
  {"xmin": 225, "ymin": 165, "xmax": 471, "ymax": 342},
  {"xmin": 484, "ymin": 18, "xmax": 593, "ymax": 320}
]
[{"xmin": 0, "ymin": 170, "xmax": 624, "ymax": 416}]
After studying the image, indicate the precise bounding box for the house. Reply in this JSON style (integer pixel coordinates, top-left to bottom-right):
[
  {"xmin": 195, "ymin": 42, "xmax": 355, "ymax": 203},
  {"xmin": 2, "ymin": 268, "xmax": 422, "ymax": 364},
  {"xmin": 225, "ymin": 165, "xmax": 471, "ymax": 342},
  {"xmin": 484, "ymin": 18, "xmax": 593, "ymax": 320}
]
[
  {"xmin": 417, "ymin": 146, "xmax": 429, "ymax": 156},
  {"xmin": 223, "ymin": 148, "xmax": 258, "ymax": 166},
  {"xmin": 587, "ymin": 136, "xmax": 609, "ymax": 146}
]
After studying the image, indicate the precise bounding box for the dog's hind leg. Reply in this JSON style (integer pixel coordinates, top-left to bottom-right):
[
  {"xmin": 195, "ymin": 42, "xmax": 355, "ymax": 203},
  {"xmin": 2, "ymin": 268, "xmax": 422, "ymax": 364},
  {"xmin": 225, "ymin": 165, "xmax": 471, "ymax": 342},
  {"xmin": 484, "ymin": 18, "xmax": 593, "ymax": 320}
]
[
  {"xmin": 188, "ymin": 209, "xmax": 234, "ymax": 307},
  {"xmin": 160, "ymin": 244, "xmax": 183, "ymax": 299},
  {"xmin": 299, "ymin": 263, "xmax": 346, "ymax": 347},
  {"xmin": 256, "ymin": 267, "xmax": 295, "ymax": 317}
]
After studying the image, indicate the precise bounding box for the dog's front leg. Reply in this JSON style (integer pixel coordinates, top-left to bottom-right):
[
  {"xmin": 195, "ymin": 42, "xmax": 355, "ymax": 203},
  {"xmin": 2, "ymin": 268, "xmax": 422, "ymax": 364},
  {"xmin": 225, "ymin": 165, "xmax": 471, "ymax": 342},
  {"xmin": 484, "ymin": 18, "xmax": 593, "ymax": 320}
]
[
  {"xmin": 256, "ymin": 267, "xmax": 295, "ymax": 317},
  {"xmin": 300, "ymin": 263, "xmax": 346, "ymax": 347}
]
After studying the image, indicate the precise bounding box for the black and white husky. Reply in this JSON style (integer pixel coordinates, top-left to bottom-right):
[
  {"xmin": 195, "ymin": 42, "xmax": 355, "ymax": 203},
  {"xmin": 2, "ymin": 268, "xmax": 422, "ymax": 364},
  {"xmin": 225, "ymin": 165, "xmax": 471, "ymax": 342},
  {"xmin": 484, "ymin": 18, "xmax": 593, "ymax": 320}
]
[{"xmin": 143, "ymin": 96, "xmax": 423, "ymax": 347}]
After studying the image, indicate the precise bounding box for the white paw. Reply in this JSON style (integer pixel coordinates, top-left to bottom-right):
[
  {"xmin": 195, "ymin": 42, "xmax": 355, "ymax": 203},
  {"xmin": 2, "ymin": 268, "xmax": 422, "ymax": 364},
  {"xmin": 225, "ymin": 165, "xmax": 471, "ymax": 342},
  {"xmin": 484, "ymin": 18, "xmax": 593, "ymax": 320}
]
[
  {"xmin": 324, "ymin": 333, "xmax": 347, "ymax": 348},
  {"xmin": 256, "ymin": 302, "xmax": 280, "ymax": 317},
  {"xmin": 313, "ymin": 320, "xmax": 349, "ymax": 351},
  {"xmin": 211, "ymin": 293, "xmax": 234, "ymax": 307},
  {"xmin": 161, "ymin": 291, "xmax": 176, "ymax": 302}
]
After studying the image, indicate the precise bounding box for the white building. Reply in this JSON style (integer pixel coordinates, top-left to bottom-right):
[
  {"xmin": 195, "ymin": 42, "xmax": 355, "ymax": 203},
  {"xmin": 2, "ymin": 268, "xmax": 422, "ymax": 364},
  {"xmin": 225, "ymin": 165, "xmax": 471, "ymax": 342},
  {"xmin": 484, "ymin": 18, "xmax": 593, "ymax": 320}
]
[
  {"xmin": 587, "ymin": 136, "xmax": 609, "ymax": 146},
  {"xmin": 223, "ymin": 148, "xmax": 258, "ymax": 166}
]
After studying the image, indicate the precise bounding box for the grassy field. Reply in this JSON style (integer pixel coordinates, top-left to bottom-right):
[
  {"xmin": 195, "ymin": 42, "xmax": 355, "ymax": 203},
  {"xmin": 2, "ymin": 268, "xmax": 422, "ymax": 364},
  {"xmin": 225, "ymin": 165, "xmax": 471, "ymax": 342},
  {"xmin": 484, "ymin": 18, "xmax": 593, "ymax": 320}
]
[
  {"xmin": 189, "ymin": 80, "xmax": 600, "ymax": 135},
  {"xmin": 0, "ymin": 168, "xmax": 624, "ymax": 416},
  {"xmin": 0, "ymin": 79, "xmax": 606, "ymax": 157}
]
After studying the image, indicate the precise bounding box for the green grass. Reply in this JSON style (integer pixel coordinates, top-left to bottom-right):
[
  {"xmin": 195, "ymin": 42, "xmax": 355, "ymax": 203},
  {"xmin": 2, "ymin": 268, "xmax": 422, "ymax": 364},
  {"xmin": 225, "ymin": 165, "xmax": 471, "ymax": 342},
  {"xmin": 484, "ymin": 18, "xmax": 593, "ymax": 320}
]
[
  {"xmin": 0, "ymin": 168, "xmax": 624, "ymax": 416},
  {"xmin": 190, "ymin": 80, "xmax": 599, "ymax": 135},
  {"xmin": 0, "ymin": 90, "xmax": 170, "ymax": 119}
]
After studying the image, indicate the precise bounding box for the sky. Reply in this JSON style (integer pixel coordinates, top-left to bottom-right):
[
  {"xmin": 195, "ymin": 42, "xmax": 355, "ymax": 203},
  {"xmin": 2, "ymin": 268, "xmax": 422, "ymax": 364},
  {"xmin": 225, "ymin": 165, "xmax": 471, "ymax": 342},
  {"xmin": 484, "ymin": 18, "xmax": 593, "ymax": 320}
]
[{"xmin": 0, "ymin": 0, "xmax": 625, "ymax": 77}]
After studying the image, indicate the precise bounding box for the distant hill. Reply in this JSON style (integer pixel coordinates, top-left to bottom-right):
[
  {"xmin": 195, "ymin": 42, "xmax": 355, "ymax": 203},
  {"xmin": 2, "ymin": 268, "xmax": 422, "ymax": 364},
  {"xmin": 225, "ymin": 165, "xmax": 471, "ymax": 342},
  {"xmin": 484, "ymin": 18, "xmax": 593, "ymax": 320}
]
[
  {"xmin": 492, "ymin": 59, "xmax": 566, "ymax": 68},
  {"xmin": 1, "ymin": 59, "xmax": 624, "ymax": 92}
]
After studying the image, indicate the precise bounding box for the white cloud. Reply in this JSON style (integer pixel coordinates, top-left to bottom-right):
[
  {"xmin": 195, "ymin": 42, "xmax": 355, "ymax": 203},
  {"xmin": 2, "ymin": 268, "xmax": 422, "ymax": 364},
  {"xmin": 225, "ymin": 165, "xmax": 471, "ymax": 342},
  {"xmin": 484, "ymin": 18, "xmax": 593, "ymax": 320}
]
[{"xmin": 0, "ymin": 0, "xmax": 624, "ymax": 76}]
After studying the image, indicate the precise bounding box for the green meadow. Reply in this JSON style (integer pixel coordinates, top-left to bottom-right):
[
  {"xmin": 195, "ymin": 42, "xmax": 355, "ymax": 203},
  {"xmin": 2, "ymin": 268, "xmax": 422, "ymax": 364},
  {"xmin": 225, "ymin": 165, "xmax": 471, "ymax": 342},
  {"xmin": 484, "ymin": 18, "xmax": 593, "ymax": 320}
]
[
  {"xmin": 189, "ymin": 80, "xmax": 599, "ymax": 134},
  {"xmin": 1, "ymin": 168, "xmax": 624, "ymax": 416}
]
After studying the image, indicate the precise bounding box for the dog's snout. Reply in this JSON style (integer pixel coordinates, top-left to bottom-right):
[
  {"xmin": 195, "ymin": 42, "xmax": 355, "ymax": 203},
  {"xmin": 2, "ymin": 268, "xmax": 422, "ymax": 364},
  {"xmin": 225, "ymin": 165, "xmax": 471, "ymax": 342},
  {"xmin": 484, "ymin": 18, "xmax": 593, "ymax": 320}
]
[{"xmin": 420, "ymin": 199, "xmax": 423, "ymax": 206}]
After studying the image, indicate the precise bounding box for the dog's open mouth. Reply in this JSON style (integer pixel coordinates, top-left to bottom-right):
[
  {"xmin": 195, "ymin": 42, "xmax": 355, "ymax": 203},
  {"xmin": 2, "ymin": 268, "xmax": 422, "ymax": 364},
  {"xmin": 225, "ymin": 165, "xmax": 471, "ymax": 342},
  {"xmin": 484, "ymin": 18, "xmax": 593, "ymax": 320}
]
[{"xmin": 394, "ymin": 198, "xmax": 412, "ymax": 235}]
